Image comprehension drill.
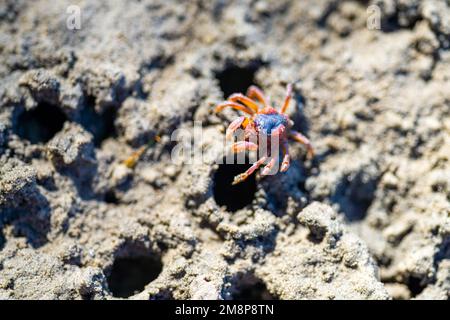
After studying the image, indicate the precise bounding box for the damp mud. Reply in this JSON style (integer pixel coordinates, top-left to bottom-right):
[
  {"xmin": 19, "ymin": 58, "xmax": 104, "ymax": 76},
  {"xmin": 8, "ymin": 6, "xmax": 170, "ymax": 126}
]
[{"xmin": 0, "ymin": 0, "xmax": 449, "ymax": 300}]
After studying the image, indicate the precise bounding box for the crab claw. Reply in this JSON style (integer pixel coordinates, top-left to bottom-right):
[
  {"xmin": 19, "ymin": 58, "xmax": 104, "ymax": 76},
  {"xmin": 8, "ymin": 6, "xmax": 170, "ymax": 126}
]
[
  {"xmin": 270, "ymin": 124, "xmax": 286, "ymax": 137},
  {"xmin": 280, "ymin": 154, "xmax": 290, "ymax": 172},
  {"xmin": 226, "ymin": 116, "xmax": 246, "ymax": 140},
  {"xmin": 261, "ymin": 158, "xmax": 277, "ymax": 176}
]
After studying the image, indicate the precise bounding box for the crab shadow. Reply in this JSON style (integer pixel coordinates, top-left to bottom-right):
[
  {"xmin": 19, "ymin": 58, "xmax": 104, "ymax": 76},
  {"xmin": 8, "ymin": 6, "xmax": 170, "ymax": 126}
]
[{"xmin": 260, "ymin": 159, "xmax": 309, "ymax": 217}]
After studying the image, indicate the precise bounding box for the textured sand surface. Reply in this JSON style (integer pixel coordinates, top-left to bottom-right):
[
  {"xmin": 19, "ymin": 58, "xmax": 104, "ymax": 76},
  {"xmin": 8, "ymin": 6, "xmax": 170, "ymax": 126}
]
[{"xmin": 0, "ymin": 0, "xmax": 449, "ymax": 299}]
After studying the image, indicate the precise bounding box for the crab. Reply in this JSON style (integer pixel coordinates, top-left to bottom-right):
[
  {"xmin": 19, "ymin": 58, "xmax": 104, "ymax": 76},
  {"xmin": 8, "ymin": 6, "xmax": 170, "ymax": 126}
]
[{"xmin": 215, "ymin": 83, "xmax": 314, "ymax": 185}]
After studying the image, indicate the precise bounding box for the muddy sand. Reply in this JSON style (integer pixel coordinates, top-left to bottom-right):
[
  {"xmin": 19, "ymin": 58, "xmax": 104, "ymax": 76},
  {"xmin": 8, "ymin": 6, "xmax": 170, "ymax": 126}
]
[{"xmin": 0, "ymin": 0, "xmax": 449, "ymax": 300}]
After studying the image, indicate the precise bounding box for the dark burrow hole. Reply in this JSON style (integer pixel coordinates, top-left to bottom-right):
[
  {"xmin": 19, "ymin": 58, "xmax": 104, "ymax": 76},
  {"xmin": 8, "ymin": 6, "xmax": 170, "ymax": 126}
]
[
  {"xmin": 0, "ymin": 229, "xmax": 5, "ymax": 251},
  {"xmin": 149, "ymin": 288, "xmax": 174, "ymax": 300},
  {"xmin": 14, "ymin": 102, "xmax": 67, "ymax": 144},
  {"xmin": 79, "ymin": 96, "xmax": 117, "ymax": 147},
  {"xmin": 232, "ymin": 274, "xmax": 277, "ymax": 300},
  {"xmin": 316, "ymin": 1, "xmax": 338, "ymax": 28},
  {"xmin": 331, "ymin": 171, "xmax": 379, "ymax": 222},
  {"xmin": 381, "ymin": 12, "xmax": 421, "ymax": 33},
  {"xmin": 107, "ymin": 255, "xmax": 163, "ymax": 298},
  {"xmin": 216, "ymin": 62, "xmax": 260, "ymax": 98},
  {"xmin": 104, "ymin": 190, "xmax": 119, "ymax": 204},
  {"xmin": 406, "ymin": 276, "xmax": 426, "ymax": 297},
  {"xmin": 213, "ymin": 158, "xmax": 257, "ymax": 212}
]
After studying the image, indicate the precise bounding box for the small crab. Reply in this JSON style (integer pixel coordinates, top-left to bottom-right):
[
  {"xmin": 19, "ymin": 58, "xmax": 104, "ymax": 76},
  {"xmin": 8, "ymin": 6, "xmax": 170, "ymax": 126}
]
[{"xmin": 215, "ymin": 84, "xmax": 314, "ymax": 185}]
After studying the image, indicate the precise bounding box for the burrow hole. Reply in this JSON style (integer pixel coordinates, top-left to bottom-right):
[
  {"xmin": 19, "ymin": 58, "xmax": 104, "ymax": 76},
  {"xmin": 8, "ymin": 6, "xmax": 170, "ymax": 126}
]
[
  {"xmin": 107, "ymin": 245, "xmax": 163, "ymax": 298},
  {"xmin": 104, "ymin": 190, "xmax": 119, "ymax": 204},
  {"xmin": 216, "ymin": 62, "xmax": 261, "ymax": 98},
  {"xmin": 0, "ymin": 229, "xmax": 5, "ymax": 251},
  {"xmin": 213, "ymin": 157, "xmax": 257, "ymax": 212},
  {"xmin": 79, "ymin": 95, "xmax": 117, "ymax": 147},
  {"xmin": 406, "ymin": 276, "xmax": 426, "ymax": 298},
  {"xmin": 330, "ymin": 171, "xmax": 379, "ymax": 222},
  {"xmin": 231, "ymin": 273, "xmax": 277, "ymax": 300},
  {"xmin": 14, "ymin": 102, "xmax": 67, "ymax": 144}
]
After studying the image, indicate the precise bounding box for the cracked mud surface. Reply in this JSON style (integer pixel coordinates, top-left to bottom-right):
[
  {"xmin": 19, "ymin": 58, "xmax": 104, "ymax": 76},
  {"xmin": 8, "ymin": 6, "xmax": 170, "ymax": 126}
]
[{"xmin": 0, "ymin": 0, "xmax": 449, "ymax": 300}]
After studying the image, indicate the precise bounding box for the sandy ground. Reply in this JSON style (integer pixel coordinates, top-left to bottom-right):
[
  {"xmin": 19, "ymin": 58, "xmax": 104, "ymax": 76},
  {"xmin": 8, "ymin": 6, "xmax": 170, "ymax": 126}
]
[{"xmin": 0, "ymin": 0, "xmax": 449, "ymax": 300}]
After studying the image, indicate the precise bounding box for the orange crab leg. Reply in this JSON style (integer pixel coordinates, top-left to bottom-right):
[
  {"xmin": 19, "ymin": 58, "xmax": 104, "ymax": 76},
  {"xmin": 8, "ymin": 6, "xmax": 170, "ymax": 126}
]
[
  {"xmin": 227, "ymin": 93, "xmax": 259, "ymax": 113},
  {"xmin": 280, "ymin": 140, "xmax": 290, "ymax": 172},
  {"xmin": 246, "ymin": 85, "xmax": 269, "ymax": 107},
  {"xmin": 261, "ymin": 157, "xmax": 277, "ymax": 175},
  {"xmin": 232, "ymin": 156, "xmax": 267, "ymax": 185},
  {"xmin": 290, "ymin": 130, "xmax": 314, "ymax": 159},
  {"xmin": 231, "ymin": 141, "xmax": 258, "ymax": 153},
  {"xmin": 280, "ymin": 83, "xmax": 293, "ymax": 114},
  {"xmin": 215, "ymin": 102, "xmax": 255, "ymax": 115}
]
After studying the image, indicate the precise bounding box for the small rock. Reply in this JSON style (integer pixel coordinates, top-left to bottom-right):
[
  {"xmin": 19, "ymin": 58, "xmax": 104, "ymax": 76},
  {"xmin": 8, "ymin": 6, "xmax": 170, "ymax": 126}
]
[
  {"xmin": 384, "ymin": 283, "xmax": 411, "ymax": 300},
  {"xmin": 47, "ymin": 123, "xmax": 96, "ymax": 181},
  {"xmin": 297, "ymin": 202, "xmax": 342, "ymax": 242},
  {"xmin": 19, "ymin": 69, "xmax": 61, "ymax": 105}
]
